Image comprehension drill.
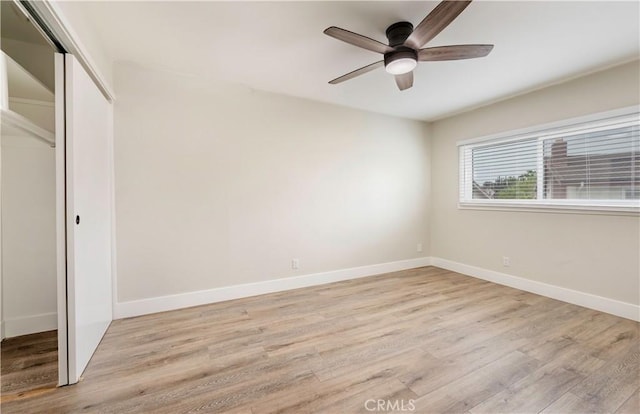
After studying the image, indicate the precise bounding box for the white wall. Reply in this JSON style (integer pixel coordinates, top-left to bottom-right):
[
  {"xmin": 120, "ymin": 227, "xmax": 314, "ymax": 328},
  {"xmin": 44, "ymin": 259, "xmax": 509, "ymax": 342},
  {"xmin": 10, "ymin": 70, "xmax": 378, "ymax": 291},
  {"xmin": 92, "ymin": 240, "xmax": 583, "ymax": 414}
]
[
  {"xmin": 430, "ymin": 60, "xmax": 640, "ymax": 307},
  {"xmin": 113, "ymin": 62, "xmax": 430, "ymax": 304},
  {"xmin": 113, "ymin": 58, "xmax": 638, "ymax": 319},
  {"xmin": 1, "ymin": 131, "xmax": 57, "ymax": 337}
]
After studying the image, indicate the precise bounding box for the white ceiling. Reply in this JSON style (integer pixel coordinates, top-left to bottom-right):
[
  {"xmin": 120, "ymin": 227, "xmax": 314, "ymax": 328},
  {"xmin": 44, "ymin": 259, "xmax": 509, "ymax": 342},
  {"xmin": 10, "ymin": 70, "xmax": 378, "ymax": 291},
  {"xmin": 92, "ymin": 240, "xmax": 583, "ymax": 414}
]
[{"xmin": 73, "ymin": 1, "xmax": 639, "ymax": 121}]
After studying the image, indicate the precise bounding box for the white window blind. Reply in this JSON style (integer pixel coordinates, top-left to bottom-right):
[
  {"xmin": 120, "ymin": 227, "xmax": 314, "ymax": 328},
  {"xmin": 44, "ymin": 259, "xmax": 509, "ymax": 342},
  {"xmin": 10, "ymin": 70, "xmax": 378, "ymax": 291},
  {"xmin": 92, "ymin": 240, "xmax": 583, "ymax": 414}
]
[{"xmin": 458, "ymin": 108, "xmax": 640, "ymax": 212}]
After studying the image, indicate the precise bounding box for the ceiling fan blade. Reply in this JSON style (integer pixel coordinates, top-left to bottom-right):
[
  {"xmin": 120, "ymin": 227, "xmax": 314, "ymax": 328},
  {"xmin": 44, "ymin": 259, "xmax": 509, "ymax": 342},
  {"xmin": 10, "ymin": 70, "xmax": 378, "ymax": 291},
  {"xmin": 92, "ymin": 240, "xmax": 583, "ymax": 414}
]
[
  {"xmin": 324, "ymin": 26, "xmax": 393, "ymax": 54},
  {"xmin": 418, "ymin": 44, "xmax": 493, "ymax": 61},
  {"xmin": 395, "ymin": 71, "xmax": 413, "ymax": 91},
  {"xmin": 329, "ymin": 61, "xmax": 384, "ymax": 84},
  {"xmin": 405, "ymin": 1, "xmax": 472, "ymax": 49}
]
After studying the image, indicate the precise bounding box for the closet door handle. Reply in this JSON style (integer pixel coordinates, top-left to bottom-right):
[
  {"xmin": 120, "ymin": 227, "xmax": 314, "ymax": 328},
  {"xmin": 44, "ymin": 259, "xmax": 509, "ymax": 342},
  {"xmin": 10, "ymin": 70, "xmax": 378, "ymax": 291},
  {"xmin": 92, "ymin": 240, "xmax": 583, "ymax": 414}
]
[{"xmin": 76, "ymin": 215, "xmax": 80, "ymax": 225}]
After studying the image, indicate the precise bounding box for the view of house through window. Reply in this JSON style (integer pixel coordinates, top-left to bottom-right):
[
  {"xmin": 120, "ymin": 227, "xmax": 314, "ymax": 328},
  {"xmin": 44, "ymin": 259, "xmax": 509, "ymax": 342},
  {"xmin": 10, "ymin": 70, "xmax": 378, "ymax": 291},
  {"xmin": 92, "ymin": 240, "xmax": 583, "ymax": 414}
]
[
  {"xmin": 459, "ymin": 109, "xmax": 640, "ymax": 209},
  {"xmin": 544, "ymin": 125, "xmax": 638, "ymax": 201}
]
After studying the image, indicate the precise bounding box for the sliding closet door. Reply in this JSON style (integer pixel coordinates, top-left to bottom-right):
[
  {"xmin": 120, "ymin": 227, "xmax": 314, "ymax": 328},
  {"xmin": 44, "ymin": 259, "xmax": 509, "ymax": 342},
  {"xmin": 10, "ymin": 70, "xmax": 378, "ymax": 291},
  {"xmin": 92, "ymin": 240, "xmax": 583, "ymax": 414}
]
[{"xmin": 63, "ymin": 53, "xmax": 113, "ymax": 383}]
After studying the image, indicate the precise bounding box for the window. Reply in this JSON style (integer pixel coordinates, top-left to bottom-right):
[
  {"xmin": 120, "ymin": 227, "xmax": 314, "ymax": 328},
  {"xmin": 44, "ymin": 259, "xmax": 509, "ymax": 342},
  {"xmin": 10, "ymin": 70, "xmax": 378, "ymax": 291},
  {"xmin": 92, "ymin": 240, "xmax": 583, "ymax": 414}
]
[{"xmin": 458, "ymin": 107, "xmax": 640, "ymax": 212}]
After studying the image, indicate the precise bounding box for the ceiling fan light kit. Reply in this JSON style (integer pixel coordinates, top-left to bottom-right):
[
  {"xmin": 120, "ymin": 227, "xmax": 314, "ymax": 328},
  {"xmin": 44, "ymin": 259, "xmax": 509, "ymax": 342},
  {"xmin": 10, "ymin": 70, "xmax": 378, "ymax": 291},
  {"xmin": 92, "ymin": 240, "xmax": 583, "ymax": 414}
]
[
  {"xmin": 324, "ymin": 0, "xmax": 493, "ymax": 91},
  {"xmin": 384, "ymin": 49, "xmax": 418, "ymax": 75}
]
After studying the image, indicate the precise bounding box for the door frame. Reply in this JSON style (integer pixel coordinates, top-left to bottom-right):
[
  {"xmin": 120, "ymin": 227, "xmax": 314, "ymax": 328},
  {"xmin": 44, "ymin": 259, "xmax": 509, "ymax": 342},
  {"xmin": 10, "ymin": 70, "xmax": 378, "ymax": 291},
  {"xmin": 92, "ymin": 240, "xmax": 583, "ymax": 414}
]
[{"xmin": 54, "ymin": 53, "xmax": 68, "ymax": 386}]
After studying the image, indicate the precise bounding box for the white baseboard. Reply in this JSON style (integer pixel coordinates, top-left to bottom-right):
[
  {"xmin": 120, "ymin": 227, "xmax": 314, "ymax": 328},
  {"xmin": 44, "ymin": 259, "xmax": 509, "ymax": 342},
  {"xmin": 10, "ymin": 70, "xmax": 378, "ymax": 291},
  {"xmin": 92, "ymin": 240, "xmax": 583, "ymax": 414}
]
[
  {"xmin": 431, "ymin": 257, "xmax": 640, "ymax": 322},
  {"xmin": 114, "ymin": 257, "xmax": 434, "ymax": 319},
  {"xmin": 113, "ymin": 255, "xmax": 639, "ymax": 322},
  {"xmin": 2, "ymin": 312, "xmax": 58, "ymax": 338}
]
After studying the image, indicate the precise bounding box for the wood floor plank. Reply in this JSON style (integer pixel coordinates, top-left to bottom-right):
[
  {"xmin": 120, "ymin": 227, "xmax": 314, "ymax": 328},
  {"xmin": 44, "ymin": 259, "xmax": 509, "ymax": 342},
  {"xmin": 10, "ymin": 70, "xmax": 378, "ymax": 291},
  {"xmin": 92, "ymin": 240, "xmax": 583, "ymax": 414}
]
[
  {"xmin": 469, "ymin": 365, "xmax": 584, "ymax": 413},
  {"xmin": 413, "ymin": 350, "xmax": 540, "ymax": 413},
  {"xmin": 1, "ymin": 266, "xmax": 638, "ymax": 414},
  {"xmin": 568, "ymin": 349, "xmax": 640, "ymax": 413},
  {"xmin": 615, "ymin": 388, "xmax": 639, "ymax": 414},
  {"xmin": 539, "ymin": 391, "xmax": 599, "ymax": 414},
  {"xmin": 314, "ymin": 378, "xmax": 417, "ymax": 414},
  {"xmin": 0, "ymin": 330, "xmax": 58, "ymax": 399},
  {"xmin": 582, "ymin": 319, "xmax": 639, "ymax": 360}
]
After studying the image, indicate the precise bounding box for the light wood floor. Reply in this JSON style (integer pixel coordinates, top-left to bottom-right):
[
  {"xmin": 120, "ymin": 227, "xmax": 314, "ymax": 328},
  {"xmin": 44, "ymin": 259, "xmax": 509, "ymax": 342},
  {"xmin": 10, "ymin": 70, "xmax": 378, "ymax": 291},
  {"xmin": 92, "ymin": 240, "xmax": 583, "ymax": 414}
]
[
  {"xmin": 1, "ymin": 266, "xmax": 638, "ymax": 413},
  {"xmin": 1, "ymin": 330, "xmax": 58, "ymax": 403}
]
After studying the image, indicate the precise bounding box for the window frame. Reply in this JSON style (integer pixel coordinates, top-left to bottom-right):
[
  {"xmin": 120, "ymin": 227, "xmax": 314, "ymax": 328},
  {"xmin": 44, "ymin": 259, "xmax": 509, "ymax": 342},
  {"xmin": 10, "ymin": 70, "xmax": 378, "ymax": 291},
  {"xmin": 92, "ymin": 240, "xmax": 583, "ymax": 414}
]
[{"xmin": 457, "ymin": 106, "xmax": 640, "ymax": 215}]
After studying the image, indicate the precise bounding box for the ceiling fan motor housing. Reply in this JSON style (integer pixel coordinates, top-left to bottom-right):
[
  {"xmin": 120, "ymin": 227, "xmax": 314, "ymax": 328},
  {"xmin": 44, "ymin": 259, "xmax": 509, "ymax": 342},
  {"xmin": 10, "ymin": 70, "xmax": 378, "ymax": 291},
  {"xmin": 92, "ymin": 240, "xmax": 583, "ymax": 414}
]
[{"xmin": 385, "ymin": 21, "xmax": 414, "ymax": 47}]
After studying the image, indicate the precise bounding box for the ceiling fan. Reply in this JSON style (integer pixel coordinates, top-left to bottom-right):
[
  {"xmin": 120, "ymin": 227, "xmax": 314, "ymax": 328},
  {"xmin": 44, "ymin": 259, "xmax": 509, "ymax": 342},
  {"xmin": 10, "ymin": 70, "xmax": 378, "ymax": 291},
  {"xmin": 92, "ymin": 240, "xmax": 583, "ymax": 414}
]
[{"xmin": 324, "ymin": 0, "xmax": 493, "ymax": 91}]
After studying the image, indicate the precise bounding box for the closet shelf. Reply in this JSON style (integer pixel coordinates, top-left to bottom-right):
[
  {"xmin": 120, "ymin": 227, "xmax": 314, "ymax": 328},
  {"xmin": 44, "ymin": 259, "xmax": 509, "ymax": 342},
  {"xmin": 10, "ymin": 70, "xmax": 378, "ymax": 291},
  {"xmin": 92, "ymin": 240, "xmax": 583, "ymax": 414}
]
[
  {"xmin": 2, "ymin": 108, "xmax": 55, "ymax": 147},
  {"xmin": 1, "ymin": 51, "xmax": 55, "ymax": 147}
]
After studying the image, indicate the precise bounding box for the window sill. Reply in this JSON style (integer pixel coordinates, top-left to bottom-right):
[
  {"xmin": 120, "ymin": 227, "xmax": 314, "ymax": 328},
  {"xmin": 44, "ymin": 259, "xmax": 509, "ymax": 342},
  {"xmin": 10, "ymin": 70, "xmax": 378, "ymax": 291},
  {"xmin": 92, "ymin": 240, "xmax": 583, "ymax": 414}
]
[{"xmin": 458, "ymin": 201, "xmax": 640, "ymax": 216}]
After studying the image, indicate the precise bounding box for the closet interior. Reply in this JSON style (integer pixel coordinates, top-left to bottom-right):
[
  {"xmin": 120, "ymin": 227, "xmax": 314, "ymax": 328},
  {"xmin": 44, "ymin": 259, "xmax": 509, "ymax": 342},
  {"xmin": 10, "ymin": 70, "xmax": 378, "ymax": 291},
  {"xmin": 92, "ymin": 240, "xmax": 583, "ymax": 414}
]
[{"xmin": 1, "ymin": 0, "xmax": 58, "ymax": 399}]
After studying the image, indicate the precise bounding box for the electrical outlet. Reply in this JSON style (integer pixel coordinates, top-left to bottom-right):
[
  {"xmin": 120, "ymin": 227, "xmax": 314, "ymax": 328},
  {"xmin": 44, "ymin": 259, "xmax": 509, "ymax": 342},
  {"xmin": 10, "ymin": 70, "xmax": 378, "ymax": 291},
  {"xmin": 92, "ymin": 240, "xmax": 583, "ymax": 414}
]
[
  {"xmin": 417, "ymin": 243, "xmax": 423, "ymax": 253},
  {"xmin": 502, "ymin": 256, "xmax": 511, "ymax": 267},
  {"xmin": 291, "ymin": 259, "xmax": 300, "ymax": 270}
]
